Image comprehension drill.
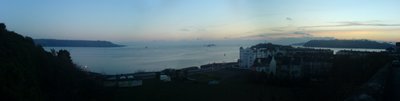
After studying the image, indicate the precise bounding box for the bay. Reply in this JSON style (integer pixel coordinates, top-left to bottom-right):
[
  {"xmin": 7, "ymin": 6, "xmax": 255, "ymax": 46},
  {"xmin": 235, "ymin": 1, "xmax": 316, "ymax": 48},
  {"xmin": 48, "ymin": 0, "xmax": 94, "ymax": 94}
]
[
  {"xmin": 45, "ymin": 42, "xmax": 247, "ymax": 74},
  {"xmin": 45, "ymin": 42, "xmax": 386, "ymax": 74}
]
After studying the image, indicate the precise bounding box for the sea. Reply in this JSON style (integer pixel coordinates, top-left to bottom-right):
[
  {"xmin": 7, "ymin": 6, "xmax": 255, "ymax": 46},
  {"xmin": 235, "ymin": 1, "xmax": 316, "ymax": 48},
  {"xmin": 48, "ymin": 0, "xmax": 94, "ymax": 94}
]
[
  {"xmin": 293, "ymin": 46, "xmax": 386, "ymax": 53},
  {"xmin": 44, "ymin": 41, "xmax": 254, "ymax": 74},
  {"xmin": 44, "ymin": 41, "xmax": 386, "ymax": 74}
]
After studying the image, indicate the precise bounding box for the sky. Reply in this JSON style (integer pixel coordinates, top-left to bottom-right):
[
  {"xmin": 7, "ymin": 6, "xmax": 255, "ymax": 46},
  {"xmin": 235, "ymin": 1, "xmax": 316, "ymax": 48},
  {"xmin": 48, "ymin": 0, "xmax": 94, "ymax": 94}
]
[{"xmin": 0, "ymin": 0, "xmax": 399, "ymax": 42}]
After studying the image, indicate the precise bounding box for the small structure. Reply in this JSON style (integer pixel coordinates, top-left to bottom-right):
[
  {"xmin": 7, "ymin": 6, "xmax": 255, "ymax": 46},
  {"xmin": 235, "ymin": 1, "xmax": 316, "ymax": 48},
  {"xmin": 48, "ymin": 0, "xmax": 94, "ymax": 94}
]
[
  {"xmin": 118, "ymin": 80, "xmax": 142, "ymax": 87},
  {"xmin": 208, "ymin": 80, "xmax": 219, "ymax": 85},
  {"xmin": 160, "ymin": 75, "xmax": 171, "ymax": 82},
  {"xmin": 386, "ymin": 42, "xmax": 400, "ymax": 53},
  {"xmin": 102, "ymin": 72, "xmax": 156, "ymax": 87},
  {"xmin": 103, "ymin": 75, "xmax": 143, "ymax": 87},
  {"xmin": 134, "ymin": 72, "xmax": 157, "ymax": 79},
  {"xmin": 336, "ymin": 50, "xmax": 376, "ymax": 56},
  {"xmin": 387, "ymin": 42, "xmax": 400, "ymax": 59}
]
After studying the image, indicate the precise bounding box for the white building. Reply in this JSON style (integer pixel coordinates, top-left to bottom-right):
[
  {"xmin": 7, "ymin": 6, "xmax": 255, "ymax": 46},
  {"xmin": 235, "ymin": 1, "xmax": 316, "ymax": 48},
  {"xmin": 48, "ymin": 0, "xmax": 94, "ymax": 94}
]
[
  {"xmin": 253, "ymin": 56, "xmax": 277, "ymax": 75},
  {"xmin": 239, "ymin": 47, "xmax": 256, "ymax": 69},
  {"xmin": 239, "ymin": 43, "xmax": 282, "ymax": 69},
  {"xmin": 239, "ymin": 43, "xmax": 334, "ymax": 79}
]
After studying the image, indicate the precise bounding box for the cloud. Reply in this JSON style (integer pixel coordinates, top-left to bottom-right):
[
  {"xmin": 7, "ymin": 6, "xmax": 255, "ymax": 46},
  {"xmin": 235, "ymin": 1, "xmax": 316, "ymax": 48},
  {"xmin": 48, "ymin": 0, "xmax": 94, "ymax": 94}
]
[
  {"xmin": 300, "ymin": 21, "xmax": 400, "ymax": 29},
  {"xmin": 269, "ymin": 26, "xmax": 291, "ymax": 32},
  {"xmin": 293, "ymin": 31, "xmax": 310, "ymax": 35},
  {"xmin": 179, "ymin": 26, "xmax": 207, "ymax": 32},
  {"xmin": 338, "ymin": 21, "xmax": 400, "ymax": 26},
  {"xmin": 286, "ymin": 17, "xmax": 292, "ymax": 21},
  {"xmin": 239, "ymin": 32, "xmax": 335, "ymax": 45},
  {"xmin": 180, "ymin": 28, "xmax": 190, "ymax": 31},
  {"xmin": 243, "ymin": 31, "xmax": 313, "ymax": 40}
]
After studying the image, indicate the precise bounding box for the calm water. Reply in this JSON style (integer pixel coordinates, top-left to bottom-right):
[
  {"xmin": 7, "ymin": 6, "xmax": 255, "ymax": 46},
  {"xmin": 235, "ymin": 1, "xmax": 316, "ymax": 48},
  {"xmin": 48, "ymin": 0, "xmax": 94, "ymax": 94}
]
[
  {"xmin": 45, "ymin": 42, "xmax": 386, "ymax": 74},
  {"xmin": 45, "ymin": 42, "xmax": 249, "ymax": 74},
  {"xmin": 293, "ymin": 46, "xmax": 386, "ymax": 54},
  {"xmin": 311, "ymin": 47, "xmax": 385, "ymax": 54}
]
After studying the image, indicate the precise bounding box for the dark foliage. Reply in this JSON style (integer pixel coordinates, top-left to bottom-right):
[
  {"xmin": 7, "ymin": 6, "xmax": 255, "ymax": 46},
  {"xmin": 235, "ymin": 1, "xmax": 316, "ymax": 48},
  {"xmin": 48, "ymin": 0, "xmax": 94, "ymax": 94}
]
[
  {"xmin": 250, "ymin": 43, "xmax": 292, "ymax": 49},
  {"xmin": 306, "ymin": 53, "xmax": 392, "ymax": 101},
  {"xmin": 0, "ymin": 23, "xmax": 106, "ymax": 101}
]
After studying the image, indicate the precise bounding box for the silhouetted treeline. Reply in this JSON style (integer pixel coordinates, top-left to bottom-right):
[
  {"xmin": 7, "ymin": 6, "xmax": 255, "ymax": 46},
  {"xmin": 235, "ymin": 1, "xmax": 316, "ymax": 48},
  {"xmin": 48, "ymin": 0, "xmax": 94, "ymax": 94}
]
[
  {"xmin": 34, "ymin": 39, "xmax": 124, "ymax": 47},
  {"xmin": 0, "ymin": 23, "xmax": 107, "ymax": 101},
  {"xmin": 314, "ymin": 53, "xmax": 392, "ymax": 101},
  {"xmin": 304, "ymin": 39, "xmax": 394, "ymax": 49}
]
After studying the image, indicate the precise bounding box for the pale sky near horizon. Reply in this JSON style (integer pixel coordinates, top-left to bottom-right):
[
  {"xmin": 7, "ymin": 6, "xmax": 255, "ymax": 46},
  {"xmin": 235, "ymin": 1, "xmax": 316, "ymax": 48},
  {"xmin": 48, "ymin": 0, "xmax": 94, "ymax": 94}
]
[{"xmin": 0, "ymin": 0, "xmax": 399, "ymax": 42}]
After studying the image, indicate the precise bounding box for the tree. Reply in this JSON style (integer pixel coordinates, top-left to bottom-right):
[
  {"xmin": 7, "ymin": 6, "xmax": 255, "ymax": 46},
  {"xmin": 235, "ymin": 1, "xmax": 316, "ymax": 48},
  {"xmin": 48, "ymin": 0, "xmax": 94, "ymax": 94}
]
[{"xmin": 0, "ymin": 23, "xmax": 106, "ymax": 101}]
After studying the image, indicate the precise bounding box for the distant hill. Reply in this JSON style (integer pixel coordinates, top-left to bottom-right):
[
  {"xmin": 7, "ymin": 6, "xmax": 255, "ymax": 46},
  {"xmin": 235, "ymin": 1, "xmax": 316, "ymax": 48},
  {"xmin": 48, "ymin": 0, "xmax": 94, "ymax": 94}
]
[
  {"xmin": 303, "ymin": 39, "xmax": 394, "ymax": 49},
  {"xmin": 34, "ymin": 39, "xmax": 124, "ymax": 47},
  {"xmin": 291, "ymin": 42, "xmax": 306, "ymax": 46}
]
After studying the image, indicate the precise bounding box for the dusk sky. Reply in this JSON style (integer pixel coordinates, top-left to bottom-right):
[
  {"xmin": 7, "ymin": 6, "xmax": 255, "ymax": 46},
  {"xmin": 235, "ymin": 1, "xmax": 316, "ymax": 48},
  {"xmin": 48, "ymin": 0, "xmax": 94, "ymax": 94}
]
[{"xmin": 1, "ymin": 0, "xmax": 399, "ymax": 42}]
